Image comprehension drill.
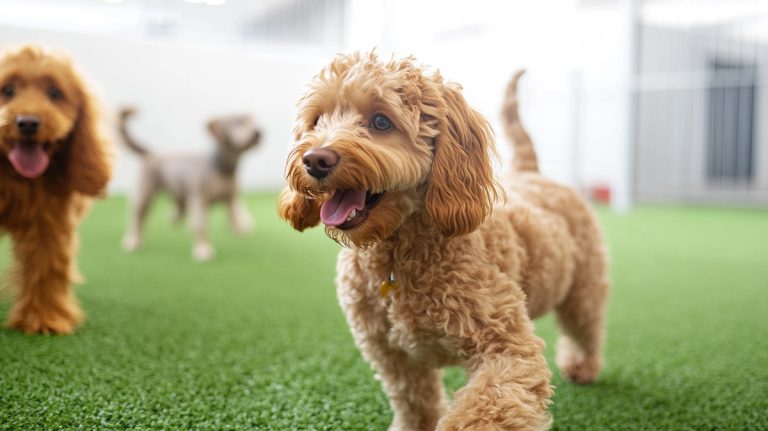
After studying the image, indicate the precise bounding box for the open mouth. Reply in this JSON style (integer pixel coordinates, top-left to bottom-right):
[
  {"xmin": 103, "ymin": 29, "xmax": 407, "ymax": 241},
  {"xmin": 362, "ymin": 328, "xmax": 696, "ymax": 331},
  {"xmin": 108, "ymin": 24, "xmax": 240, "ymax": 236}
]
[
  {"xmin": 320, "ymin": 189, "xmax": 385, "ymax": 230},
  {"xmin": 7, "ymin": 140, "xmax": 50, "ymax": 178}
]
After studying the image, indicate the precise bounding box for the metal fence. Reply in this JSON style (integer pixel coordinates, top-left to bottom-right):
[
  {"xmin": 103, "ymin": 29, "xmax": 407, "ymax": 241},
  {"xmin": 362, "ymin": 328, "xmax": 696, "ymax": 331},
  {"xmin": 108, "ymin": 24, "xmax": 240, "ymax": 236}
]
[{"xmin": 633, "ymin": 1, "xmax": 768, "ymax": 205}]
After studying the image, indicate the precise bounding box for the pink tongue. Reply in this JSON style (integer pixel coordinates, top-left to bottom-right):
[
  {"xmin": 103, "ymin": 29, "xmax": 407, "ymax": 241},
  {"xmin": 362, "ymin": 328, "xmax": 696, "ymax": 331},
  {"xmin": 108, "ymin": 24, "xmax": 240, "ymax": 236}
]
[
  {"xmin": 320, "ymin": 189, "xmax": 367, "ymax": 227},
  {"xmin": 8, "ymin": 143, "xmax": 50, "ymax": 178}
]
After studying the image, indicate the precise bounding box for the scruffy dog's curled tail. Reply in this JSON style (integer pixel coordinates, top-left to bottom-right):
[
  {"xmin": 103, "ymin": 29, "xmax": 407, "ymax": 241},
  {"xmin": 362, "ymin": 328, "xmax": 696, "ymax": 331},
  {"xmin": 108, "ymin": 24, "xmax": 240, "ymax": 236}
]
[
  {"xmin": 501, "ymin": 70, "xmax": 539, "ymax": 172},
  {"xmin": 118, "ymin": 106, "xmax": 149, "ymax": 156}
]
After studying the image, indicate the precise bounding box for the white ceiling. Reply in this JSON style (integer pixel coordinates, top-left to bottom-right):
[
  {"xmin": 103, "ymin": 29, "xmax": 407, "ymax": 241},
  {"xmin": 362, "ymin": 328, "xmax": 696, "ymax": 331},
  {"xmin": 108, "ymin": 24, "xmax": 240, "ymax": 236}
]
[
  {"xmin": 2, "ymin": 0, "xmax": 767, "ymax": 45},
  {"xmin": 0, "ymin": 0, "xmax": 301, "ymax": 41}
]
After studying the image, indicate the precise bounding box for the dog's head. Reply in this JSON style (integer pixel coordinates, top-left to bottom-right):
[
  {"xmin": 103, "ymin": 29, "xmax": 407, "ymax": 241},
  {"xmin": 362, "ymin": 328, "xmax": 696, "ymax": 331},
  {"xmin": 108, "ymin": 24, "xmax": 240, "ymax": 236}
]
[
  {"xmin": 0, "ymin": 45, "xmax": 111, "ymax": 195},
  {"xmin": 207, "ymin": 114, "xmax": 261, "ymax": 155},
  {"xmin": 280, "ymin": 52, "xmax": 499, "ymax": 247}
]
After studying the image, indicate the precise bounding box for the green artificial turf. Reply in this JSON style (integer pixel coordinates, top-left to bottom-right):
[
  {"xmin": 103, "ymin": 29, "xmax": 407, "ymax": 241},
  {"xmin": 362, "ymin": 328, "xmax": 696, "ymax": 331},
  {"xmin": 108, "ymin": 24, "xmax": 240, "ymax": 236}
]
[{"xmin": 1, "ymin": 195, "xmax": 766, "ymax": 430}]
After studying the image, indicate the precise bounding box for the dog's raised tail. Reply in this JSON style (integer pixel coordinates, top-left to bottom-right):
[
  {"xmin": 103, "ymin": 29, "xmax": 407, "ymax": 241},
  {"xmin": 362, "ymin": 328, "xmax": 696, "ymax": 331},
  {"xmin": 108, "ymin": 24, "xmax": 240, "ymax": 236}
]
[
  {"xmin": 501, "ymin": 70, "xmax": 539, "ymax": 173},
  {"xmin": 118, "ymin": 106, "xmax": 149, "ymax": 156}
]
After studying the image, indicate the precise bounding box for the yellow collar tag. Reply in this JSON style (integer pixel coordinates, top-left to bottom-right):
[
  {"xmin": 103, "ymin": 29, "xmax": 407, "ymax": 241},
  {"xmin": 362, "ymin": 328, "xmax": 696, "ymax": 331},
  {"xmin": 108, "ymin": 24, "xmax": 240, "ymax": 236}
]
[{"xmin": 379, "ymin": 272, "xmax": 398, "ymax": 298}]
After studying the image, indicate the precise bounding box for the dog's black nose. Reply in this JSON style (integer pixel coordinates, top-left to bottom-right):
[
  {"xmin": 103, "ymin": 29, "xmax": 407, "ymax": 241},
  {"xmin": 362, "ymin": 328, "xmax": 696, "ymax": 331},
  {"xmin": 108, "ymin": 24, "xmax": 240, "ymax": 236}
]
[
  {"xmin": 16, "ymin": 115, "xmax": 40, "ymax": 137},
  {"xmin": 303, "ymin": 148, "xmax": 339, "ymax": 179}
]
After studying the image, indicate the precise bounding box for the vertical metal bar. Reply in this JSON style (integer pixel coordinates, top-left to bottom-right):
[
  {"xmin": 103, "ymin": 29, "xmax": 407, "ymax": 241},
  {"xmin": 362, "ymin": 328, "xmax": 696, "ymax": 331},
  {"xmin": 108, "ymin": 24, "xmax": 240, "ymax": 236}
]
[
  {"xmin": 570, "ymin": 69, "xmax": 583, "ymax": 190},
  {"xmin": 615, "ymin": 0, "xmax": 641, "ymax": 212}
]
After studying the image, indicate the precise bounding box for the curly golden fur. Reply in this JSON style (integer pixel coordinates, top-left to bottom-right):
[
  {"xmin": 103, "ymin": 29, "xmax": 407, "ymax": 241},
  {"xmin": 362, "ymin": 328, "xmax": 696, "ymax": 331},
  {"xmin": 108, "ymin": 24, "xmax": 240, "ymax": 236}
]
[
  {"xmin": 279, "ymin": 52, "xmax": 610, "ymax": 430},
  {"xmin": 0, "ymin": 45, "xmax": 112, "ymax": 334}
]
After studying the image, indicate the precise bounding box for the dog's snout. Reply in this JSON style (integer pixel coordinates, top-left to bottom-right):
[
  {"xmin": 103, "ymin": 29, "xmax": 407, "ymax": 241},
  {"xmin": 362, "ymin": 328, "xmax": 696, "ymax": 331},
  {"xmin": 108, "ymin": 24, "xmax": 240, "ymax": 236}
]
[
  {"xmin": 303, "ymin": 148, "xmax": 339, "ymax": 179},
  {"xmin": 16, "ymin": 115, "xmax": 41, "ymax": 137}
]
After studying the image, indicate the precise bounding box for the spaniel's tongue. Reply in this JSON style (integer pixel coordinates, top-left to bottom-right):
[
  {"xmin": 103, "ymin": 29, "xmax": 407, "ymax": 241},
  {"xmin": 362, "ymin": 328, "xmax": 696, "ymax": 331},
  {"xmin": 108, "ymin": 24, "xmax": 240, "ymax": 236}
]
[
  {"xmin": 320, "ymin": 189, "xmax": 366, "ymax": 227},
  {"xmin": 8, "ymin": 142, "xmax": 49, "ymax": 178}
]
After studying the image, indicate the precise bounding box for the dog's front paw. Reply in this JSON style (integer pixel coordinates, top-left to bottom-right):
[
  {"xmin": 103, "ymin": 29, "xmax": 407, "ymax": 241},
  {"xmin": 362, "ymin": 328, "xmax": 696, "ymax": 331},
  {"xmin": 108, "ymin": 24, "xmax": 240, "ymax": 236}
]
[
  {"xmin": 437, "ymin": 414, "xmax": 550, "ymax": 431},
  {"xmin": 6, "ymin": 304, "xmax": 82, "ymax": 335},
  {"xmin": 193, "ymin": 243, "xmax": 215, "ymax": 262},
  {"xmin": 388, "ymin": 412, "xmax": 442, "ymax": 431}
]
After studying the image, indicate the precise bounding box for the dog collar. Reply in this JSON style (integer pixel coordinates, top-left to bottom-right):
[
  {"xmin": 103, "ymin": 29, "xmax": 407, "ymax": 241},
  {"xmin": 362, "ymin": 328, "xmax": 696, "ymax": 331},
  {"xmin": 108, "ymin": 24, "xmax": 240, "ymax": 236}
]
[{"xmin": 379, "ymin": 272, "xmax": 398, "ymax": 298}]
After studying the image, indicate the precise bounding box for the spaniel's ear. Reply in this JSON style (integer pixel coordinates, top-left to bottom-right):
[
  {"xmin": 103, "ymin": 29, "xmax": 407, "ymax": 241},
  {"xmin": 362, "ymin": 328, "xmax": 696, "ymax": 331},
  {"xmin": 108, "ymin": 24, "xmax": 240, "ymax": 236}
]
[
  {"xmin": 278, "ymin": 188, "xmax": 321, "ymax": 232},
  {"xmin": 425, "ymin": 83, "xmax": 499, "ymax": 237},
  {"xmin": 68, "ymin": 86, "xmax": 112, "ymax": 196}
]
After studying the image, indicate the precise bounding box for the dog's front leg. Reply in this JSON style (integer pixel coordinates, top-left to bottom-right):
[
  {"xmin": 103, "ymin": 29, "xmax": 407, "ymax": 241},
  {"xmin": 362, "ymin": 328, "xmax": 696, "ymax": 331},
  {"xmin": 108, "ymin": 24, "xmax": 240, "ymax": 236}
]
[
  {"xmin": 367, "ymin": 337, "xmax": 447, "ymax": 431},
  {"xmin": 6, "ymin": 212, "xmax": 83, "ymax": 334},
  {"xmin": 337, "ymin": 251, "xmax": 446, "ymax": 431},
  {"xmin": 349, "ymin": 330, "xmax": 449, "ymax": 431},
  {"xmin": 437, "ymin": 351, "xmax": 553, "ymax": 431},
  {"xmin": 189, "ymin": 197, "xmax": 214, "ymax": 261}
]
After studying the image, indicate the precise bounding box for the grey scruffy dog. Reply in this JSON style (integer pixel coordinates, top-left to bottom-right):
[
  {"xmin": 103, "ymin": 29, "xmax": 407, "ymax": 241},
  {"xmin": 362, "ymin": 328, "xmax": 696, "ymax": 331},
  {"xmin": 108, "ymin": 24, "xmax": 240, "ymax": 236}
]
[{"xmin": 119, "ymin": 107, "xmax": 261, "ymax": 261}]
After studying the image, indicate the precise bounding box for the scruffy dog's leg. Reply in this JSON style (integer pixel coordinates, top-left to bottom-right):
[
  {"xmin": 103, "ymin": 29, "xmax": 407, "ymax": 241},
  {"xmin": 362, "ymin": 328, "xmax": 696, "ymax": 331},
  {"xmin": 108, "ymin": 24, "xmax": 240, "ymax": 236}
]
[
  {"xmin": 122, "ymin": 176, "xmax": 155, "ymax": 252},
  {"xmin": 337, "ymin": 257, "xmax": 447, "ymax": 431},
  {"xmin": 555, "ymin": 258, "xmax": 610, "ymax": 385},
  {"xmin": 170, "ymin": 196, "xmax": 186, "ymax": 225},
  {"xmin": 227, "ymin": 196, "xmax": 252, "ymax": 236},
  {"xmin": 7, "ymin": 212, "xmax": 82, "ymax": 334},
  {"xmin": 189, "ymin": 197, "xmax": 214, "ymax": 261}
]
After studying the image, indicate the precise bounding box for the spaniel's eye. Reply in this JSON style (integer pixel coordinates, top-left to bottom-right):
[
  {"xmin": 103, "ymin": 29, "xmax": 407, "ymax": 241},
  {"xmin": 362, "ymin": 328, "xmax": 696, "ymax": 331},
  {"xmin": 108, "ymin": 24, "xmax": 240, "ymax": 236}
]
[
  {"xmin": 312, "ymin": 116, "xmax": 320, "ymax": 127},
  {"xmin": 48, "ymin": 87, "xmax": 63, "ymax": 101},
  {"xmin": 370, "ymin": 114, "xmax": 392, "ymax": 131},
  {"xmin": 1, "ymin": 84, "xmax": 14, "ymax": 99}
]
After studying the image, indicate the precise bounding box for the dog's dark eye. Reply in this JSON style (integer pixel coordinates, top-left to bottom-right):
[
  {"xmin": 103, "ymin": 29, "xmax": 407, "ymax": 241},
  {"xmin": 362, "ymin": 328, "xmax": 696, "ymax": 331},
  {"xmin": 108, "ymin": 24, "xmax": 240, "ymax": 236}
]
[
  {"xmin": 1, "ymin": 84, "xmax": 14, "ymax": 99},
  {"xmin": 371, "ymin": 114, "xmax": 392, "ymax": 131},
  {"xmin": 48, "ymin": 87, "xmax": 64, "ymax": 101}
]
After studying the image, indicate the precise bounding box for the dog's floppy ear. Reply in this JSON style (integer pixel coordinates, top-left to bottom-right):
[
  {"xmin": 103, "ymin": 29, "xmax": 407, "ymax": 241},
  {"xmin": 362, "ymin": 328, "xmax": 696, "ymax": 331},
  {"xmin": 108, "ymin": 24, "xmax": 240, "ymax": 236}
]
[
  {"xmin": 67, "ymin": 84, "xmax": 112, "ymax": 196},
  {"xmin": 278, "ymin": 188, "xmax": 321, "ymax": 232},
  {"xmin": 425, "ymin": 83, "xmax": 499, "ymax": 237}
]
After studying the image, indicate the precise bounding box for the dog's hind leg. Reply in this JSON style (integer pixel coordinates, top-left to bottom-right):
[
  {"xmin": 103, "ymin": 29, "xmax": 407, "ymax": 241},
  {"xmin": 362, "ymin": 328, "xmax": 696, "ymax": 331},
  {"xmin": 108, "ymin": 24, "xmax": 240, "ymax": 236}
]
[
  {"xmin": 170, "ymin": 196, "xmax": 186, "ymax": 225},
  {"xmin": 189, "ymin": 196, "xmax": 214, "ymax": 261},
  {"xmin": 122, "ymin": 176, "xmax": 155, "ymax": 252},
  {"xmin": 227, "ymin": 196, "xmax": 252, "ymax": 236},
  {"xmin": 554, "ymin": 255, "xmax": 610, "ymax": 385}
]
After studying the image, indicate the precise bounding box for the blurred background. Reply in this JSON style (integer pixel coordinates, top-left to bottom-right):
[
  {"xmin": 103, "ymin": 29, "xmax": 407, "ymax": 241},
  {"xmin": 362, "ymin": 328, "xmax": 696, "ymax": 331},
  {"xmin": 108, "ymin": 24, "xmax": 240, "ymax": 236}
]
[
  {"xmin": 0, "ymin": 0, "xmax": 766, "ymax": 210},
  {"xmin": 2, "ymin": 2, "xmax": 766, "ymax": 429}
]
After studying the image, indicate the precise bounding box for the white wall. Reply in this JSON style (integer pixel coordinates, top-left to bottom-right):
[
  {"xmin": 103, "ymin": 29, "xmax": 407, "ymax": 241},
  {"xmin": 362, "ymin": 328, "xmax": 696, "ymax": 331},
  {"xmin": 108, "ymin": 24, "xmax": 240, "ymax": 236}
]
[
  {"xmin": 0, "ymin": 25, "xmax": 335, "ymax": 194},
  {"xmin": 345, "ymin": 0, "xmax": 629, "ymax": 191},
  {"xmin": 1, "ymin": 0, "xmax": 631, "ymax": 197}
]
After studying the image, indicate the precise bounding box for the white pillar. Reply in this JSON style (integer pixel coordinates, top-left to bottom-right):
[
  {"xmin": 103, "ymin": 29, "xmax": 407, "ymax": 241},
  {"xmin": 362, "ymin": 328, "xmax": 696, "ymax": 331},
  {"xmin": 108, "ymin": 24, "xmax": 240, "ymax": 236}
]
[
  {"xmin": 570, "ymin": 69, "xmax": 583, "ymax": 189},
  {"xmin": 615, "ymin": 0, "xmax": 641, "ymax": 213}
]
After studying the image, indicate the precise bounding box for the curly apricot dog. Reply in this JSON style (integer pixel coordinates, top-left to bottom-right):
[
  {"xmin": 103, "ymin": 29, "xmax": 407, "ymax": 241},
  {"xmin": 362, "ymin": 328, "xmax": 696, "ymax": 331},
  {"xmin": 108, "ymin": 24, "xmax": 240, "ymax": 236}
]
[
  {"xmin": 279, "ymin": 53, "xmax": 610, "ymax": 430},
  {"xmin": 0, "ymin": 45, "xmax": 112, "ymax": 334}
]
